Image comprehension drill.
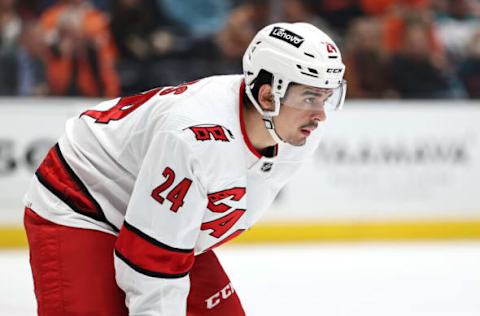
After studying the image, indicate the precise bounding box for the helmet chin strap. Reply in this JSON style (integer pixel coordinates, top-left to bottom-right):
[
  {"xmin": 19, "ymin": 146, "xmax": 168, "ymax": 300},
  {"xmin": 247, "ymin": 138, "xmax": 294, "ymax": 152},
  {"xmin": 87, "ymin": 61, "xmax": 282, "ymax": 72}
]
[
  {"xmin": 263, "ymin": 116, "xmax": 285, "ymax": 144},
  {"xmin": 245, "ymin": 79, "xmax": 286, "ymax": 144},
  {"xmin": 265, "ymin": 93, "xmax": 286, "ymax": 144}
]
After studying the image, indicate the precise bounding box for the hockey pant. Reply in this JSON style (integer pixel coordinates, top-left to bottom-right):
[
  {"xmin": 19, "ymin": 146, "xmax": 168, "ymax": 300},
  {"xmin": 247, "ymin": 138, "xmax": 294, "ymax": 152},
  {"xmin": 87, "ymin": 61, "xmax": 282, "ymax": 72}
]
[{"xmin": 24, "ymin": 207, "xmax": 245, "ymax": 315}]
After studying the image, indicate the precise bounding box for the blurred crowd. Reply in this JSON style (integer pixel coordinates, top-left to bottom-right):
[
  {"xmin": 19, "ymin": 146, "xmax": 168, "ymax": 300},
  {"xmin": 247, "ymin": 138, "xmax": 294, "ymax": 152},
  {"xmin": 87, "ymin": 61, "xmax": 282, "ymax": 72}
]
[{"xmin": 0, "ymin": 0, "xmax": 479, "ymax": 99}]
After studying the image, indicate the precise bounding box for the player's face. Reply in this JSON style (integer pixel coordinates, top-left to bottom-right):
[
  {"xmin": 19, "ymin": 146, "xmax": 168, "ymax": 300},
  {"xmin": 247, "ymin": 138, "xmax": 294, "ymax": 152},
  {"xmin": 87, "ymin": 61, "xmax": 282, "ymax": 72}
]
[{"xmin": 274, "ymin": 84, "xmax": 331, "ymax": 146}]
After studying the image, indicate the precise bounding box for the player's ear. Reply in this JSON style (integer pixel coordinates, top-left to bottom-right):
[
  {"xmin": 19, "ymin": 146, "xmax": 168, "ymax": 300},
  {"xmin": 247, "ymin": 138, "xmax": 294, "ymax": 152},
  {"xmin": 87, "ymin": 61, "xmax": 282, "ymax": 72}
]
[{"xmin": 258, "ymin": 84, "xmax": 275, "ymax": 112}]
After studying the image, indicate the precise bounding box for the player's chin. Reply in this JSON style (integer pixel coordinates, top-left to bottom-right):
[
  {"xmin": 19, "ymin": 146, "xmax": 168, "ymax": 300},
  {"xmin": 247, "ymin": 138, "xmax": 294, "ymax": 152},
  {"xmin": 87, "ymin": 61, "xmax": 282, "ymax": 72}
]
[{"xmin": 288, "ymin": 135, "xmax": 307, "ymax": 147}]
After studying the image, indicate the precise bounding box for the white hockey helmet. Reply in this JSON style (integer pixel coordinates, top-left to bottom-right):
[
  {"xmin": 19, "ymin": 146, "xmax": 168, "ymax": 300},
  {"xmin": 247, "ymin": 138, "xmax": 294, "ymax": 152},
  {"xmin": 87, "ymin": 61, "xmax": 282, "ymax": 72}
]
[{"xmin": 242, "ymin": 22, "xmax": 347, "ymax": 142}]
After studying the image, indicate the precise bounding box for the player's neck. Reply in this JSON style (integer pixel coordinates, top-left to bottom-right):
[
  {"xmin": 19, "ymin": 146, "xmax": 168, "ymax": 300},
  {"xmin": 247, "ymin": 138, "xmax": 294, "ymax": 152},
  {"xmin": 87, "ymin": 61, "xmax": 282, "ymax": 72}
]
[{"xmin": 242, "ymin": 104, "xmax": 277, "ymax": 151}]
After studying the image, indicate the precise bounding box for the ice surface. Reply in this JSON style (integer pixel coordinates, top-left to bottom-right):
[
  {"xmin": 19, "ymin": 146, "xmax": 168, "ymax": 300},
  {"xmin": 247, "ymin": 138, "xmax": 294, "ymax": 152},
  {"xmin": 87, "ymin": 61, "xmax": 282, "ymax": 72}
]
[{"xmin": 1, "ymin": 242, "xmax": 479, "ymax": 316}]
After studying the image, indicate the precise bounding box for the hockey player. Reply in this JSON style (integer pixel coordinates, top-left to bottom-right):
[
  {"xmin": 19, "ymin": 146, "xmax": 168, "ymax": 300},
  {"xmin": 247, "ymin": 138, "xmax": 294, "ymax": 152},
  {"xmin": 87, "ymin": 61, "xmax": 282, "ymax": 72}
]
[{"xmin": 24, "ymin": 22, "xmax": 346, "ymax": 315}]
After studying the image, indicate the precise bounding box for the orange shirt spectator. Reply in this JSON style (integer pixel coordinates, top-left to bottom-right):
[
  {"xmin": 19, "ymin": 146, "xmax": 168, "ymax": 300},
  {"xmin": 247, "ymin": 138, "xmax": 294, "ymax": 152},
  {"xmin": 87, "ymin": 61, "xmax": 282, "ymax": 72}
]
[
  {"xmin": 40, "ymin": 0, "xmax": 119, "ymax": 97},
  {"xmin": 374, "ymin": 0, "xmax": 444, "ymax": 56}
]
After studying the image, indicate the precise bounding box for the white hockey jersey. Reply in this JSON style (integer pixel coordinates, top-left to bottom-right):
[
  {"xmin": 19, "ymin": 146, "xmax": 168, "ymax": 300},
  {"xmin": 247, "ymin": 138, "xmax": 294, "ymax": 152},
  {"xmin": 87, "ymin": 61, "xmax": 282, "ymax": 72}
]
[{"xmin": 24, "ymin": 74, "xmax": 323, "ymax": 315}]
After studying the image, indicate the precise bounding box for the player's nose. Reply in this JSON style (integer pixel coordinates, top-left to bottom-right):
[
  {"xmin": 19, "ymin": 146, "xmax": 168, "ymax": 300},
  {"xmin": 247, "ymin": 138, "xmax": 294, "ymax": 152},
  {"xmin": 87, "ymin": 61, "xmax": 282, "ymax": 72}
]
[{"xmin": 311, "ymin": 108, "xmax": 326, "ymax": 122}]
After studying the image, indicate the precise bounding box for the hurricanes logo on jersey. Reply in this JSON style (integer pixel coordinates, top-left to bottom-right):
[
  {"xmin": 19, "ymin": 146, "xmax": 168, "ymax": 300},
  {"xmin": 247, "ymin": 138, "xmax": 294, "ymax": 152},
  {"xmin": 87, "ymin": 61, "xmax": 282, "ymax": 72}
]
[{"xmin": 186, "ymin": 124, "xmax": 234, "ymax": 142}]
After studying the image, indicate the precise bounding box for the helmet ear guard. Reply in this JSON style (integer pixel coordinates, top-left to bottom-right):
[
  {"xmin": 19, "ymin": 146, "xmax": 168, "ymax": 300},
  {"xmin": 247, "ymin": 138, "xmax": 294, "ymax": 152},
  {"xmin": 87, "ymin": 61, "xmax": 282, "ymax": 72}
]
[{"xmin": 271, "ymin": 74, "xmax": 288, "ymax": 116}]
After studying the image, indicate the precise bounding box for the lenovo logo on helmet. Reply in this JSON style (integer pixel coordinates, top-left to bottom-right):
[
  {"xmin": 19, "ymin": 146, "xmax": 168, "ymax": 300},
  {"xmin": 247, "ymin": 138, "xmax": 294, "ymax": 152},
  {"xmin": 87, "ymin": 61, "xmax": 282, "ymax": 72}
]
[{"xmin": 269, "ymin": 27, "xmax": 305, "ymax": 48}]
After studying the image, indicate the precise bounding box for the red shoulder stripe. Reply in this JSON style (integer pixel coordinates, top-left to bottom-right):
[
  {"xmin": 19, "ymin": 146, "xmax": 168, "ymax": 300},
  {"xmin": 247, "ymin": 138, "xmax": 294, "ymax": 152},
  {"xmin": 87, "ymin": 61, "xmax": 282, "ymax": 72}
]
[{"xmin": 35, "ymin": 143, "xmax": 117, "ymax": 231}]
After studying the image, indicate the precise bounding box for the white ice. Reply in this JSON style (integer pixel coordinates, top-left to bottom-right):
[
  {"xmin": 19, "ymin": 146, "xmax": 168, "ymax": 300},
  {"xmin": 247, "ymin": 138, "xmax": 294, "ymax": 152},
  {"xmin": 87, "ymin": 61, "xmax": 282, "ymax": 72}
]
[{"xmin": 1, "ymin": 242, "xmax": 479, "ymax": 316}]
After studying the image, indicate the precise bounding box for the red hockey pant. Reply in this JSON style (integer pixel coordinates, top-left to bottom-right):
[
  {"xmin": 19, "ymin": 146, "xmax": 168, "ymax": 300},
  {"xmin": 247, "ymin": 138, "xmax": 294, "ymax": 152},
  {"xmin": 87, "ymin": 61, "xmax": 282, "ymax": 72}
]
[{"xmin": 24, "ymin": 208, "xmax": 245, "ymax": 315}]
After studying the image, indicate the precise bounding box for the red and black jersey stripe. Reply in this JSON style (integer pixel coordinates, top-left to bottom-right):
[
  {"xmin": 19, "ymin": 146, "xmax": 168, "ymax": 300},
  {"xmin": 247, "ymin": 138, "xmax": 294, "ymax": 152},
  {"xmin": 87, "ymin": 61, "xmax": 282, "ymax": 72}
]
[
  {"xmin": 115, "ymin": 221, "xmax": 194, "ymax": 278},
  {"xmin": 35, "ymin": 143, "xmax": 118, "ymax": 232}
]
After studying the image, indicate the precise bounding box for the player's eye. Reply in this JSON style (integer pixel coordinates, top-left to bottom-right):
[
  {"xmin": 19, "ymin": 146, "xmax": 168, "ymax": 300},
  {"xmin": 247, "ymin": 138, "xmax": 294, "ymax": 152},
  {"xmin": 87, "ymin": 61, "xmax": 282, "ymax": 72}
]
[{"xmin": 304, "ymin": 97, "xmax": 316, "ymax": 104}]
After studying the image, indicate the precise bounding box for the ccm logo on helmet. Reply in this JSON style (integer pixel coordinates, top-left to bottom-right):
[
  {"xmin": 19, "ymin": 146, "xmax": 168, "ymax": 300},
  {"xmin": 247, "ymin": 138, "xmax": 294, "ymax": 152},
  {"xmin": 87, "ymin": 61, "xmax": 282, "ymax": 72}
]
[
  {"xmin": 269, "ymin": 27, "xmax": 305, "ymax": 48},
  {"xmin": 327, "ymin": 68, "xmax": 342, "ymax": 73}
]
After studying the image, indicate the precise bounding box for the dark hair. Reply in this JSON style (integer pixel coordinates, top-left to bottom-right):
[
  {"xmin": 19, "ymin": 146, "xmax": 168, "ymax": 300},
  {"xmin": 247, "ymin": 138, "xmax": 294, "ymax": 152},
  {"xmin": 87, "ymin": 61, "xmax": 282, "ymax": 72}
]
[{"xmin": 246, "ymin": 69, "xmax": 272, "ymax": 107}]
